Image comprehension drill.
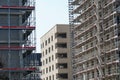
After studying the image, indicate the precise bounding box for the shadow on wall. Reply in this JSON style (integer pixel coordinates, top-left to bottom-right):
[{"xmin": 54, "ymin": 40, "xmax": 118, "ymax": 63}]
[{"xmin": 0, "ymin": 59, "xmax": 9, "ymax": 80}]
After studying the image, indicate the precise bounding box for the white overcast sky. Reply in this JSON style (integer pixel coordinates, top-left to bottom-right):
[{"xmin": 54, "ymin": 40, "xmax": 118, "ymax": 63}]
[{"xmin": 36, "ymin": 0, "xmax": 69, "ymax": 52}]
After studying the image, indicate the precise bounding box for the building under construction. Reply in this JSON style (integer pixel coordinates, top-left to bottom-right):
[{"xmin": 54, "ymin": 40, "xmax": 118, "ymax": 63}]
[
  {"xmin": 0, "ymin": 0, "xmax": 36, "ymax": 79},
  {"xmin": 68, "ymin": 0, "xmax": 120, "ymax": 80}
]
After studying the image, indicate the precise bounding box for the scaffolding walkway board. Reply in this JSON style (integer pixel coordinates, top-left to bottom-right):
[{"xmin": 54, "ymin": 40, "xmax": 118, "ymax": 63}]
[
  {"xmin": 0, "ymin": 46, "xmax": 35, "ymax": 50},
  {"xmin": 0, "ymin": 68, "xmax": 36, "ymax": 72},
  {"xmin": 0, "ymin": 26, "xmax": 35, "ymax": 30},
  {"xmin": 0, "ymin": 6, "xmax": 35, "ymax": 10}
]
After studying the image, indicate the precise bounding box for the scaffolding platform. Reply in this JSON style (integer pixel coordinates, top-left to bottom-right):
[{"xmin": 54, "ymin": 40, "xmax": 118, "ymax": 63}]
[
  {"xmin": 0, "ymin": 5, "xmax": 35, "ymax": 10},
  {"xmin": 0, "ymin": 67, "xmax": 36, "ymax": 72},
  {"xmin": 0, "ymin": 26, "xmax": 35, "ymax": 30},
  {"xmin": 0, "ymin": 46, "xmax": 35, "ymax": 50}
]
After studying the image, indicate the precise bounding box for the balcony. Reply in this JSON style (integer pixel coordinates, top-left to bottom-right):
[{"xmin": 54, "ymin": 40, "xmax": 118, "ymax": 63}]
[
  {"xmin": 56, "ymin": 63, "xmax": 67, "ymax": 69},
  {"xmin": 56, "ymin": 73, "xmax": 68, "ymax": 80},
  {"xmin": 56, "ymin": 53, "xmax": 67, "ymax": 59},
  {"xmin": 55, "ymin": 43, "xmax": 67, "ymax": 48}
]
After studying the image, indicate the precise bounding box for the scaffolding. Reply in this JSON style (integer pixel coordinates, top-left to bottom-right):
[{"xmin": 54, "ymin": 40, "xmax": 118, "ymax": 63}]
[
  {"xmin": 0, "ymin": 0, "xmax": 36, "ymax": 80},
  {"xmin": 68, "ymin": 0, "xmax": 120, "ymax": 80}
]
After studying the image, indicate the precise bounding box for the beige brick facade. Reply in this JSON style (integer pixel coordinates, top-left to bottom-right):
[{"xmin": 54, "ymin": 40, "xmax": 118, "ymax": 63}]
[{"xmin": 40, "ymin": 24, "xmax": 72, "ymax": 80}]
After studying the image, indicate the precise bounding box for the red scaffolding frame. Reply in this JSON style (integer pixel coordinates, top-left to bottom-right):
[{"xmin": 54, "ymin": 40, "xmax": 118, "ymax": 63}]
[
  {"xmin": 0, "ymin": 46, "xmax": 35, "ymax": 50},
  {"xmin": 0, "ymin": 6, "xmax": 35, "ymax": 10},
  {"xmin": 0, "ymin": 26, "xmax": 35, "ymax": 30},
  {"xmin": 0, "ymin": 67, "xmax": 36, "ymax": 71}
]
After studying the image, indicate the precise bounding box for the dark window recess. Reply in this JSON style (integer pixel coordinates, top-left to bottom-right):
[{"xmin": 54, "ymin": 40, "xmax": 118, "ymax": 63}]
[
  {"xmin": 0, "ymin": 62, "xmax": 3, "ymax": 68},
  {"xmin": 46, "ymin": 68, "xmax": 48, "ymax": 73},
  {"xmin": 116, "ymin": 2, "xmax": 120, "ymax": 8},
  {"xmin": 56, "ymin": 53, "xmax": 67, "ymax": 58},
  {"xmin": 117, "ymin": 51, "xmax": 120, "ymax": 58},
  {"xmin": 0, "ymin": 76, "xmax": 9, "ymax": 80},
  {"xmin": 49, "ymin": 57, "xmax": 51, "ymax": 62},
  {"xmin": 45, "ymin": 40, "xmax": 47, "ymax": 46},
  {"xmin": 48, "ymin": 47, "xmax": 50, "ymax": 53},
  {"xmin": 46, "ymin": 49, "xmax": 47, "ymax": 55},
  {"xmin": 56, "ymin": 73, "xmax": 68, "ymax": 79},
  {"xmin": 55, "ymin": 33, "xmax": 67, "ymax": 38},
  {"xmin": 108, "ymin": 66, "xmax": 111, "ymax": 74},
  {"xmin": 102, "ymin": 68, "xmax": 105, "ymax": 75},
  {"xmin": 116, "ymin": 15, "xmax": 120, "ymax": 24},
  {"xmin": 52, "ymin": 45, "xmax": 54, "ymax": 51},
  {"xmin": 52, "ymin": 55, "xmax": 54, "ymax": 61},
  {"xmin": 23, "ymin": 53, "xmax": 41, "ymax": 66},
  {"xmin": 22, "ymin": 12, "xmax": 31, "ymax": 23},
  {"xmin": 56, "ymin": 43, "xmax": 67, "ymax": 48},
  {"xmin": 40, "ymin": 62, "xmax": 42, "ymax": 66},
  {"xmin": 118, "ymin": 31, "xmax": 120, "ymax": 36},
  {"xmin": 56, "ymin": 63, "xmax": 68, "ymax": 69},
  {"xmin": 106, "ymin": 34, "xmax": 109, "ymax": 40},
  {"xmin": 48, "ymin": 38, "xmax": 50, "ymax": 43},
  {"xmin": 46, "ymin": 59, "xmax": 48, "ymax": 64},
  {"xmin": 51, "ymin": 36, "xmax": 53, "ymax": 41},
  {"xmin": 22, "ymin": 0, "xmax": 27, "ymax": 5},
  {"xmin": 43, "ymin": 43, "xmax": 44, "ymax": 48}
]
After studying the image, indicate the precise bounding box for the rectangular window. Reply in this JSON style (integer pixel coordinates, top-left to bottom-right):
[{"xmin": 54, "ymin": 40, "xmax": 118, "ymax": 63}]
[
  {"xmin": 49, "ymin": 66, "xmax": 51, "ymax": 72},
  {"xmin": 52, "ymin": 75, "xmax": 54, "ymax": 80},
  {"xmin": 52, "ymin": 45, "xmax": 53, "ymax": 51},
  {"xmin": 45, "ymin": 40, "xmax": 47, "ymax": 45},
  {"xmin": 46, "ymin": 49, "xmax": 47, "ymax": 55},
  {"xmin": 49, "ymin": 47, "xmax": 50, "ymax": 53},
  {"xmin": 46, "ymin": 59, "xmax": 48, "ymax": 64},
  {"xmin": 46, "ymin": 68, "xmax": 48, "ymax": 73},
  {"xmin": 46, "ymin": 77, "xmax": 48, "ymax": 80},
  {"xmin": 52, "ymin": 55, "xmax": 54, "ymax": 61},
  {"xmin": 48, "ymin": 38, "xmax": 50, "ymax": 43},
  {"xmin": 52, "ymin": 65, "xmax": 54, "ymax": 70},
  {"xmin": 49, "ymin": 57, "xmax": 51, "ymax": 62},
  {"xmin": 49, "ymin": 76, "xmax": 51, "ymax": 80},
  {"xmin": 55, "ymin": 33, "xmax": 67, "ymax": 38},
  {"xmin": 51, "ymin": 36, "xmax": 53, "ymax": 41}
]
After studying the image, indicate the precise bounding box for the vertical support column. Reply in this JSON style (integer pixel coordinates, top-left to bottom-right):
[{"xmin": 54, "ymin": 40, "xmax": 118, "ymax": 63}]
[
  {"xmin": 115, "ymin": 1, "xmax": 120, "ymax": 79},
  {"xmin": 19, "ymin": 0, "xmax": 24, "ymax": 79},
  {"xmin": 68, "ymin": 0, "xmax": 74, "ymax": 80},
  {"xmin": 83, "ymin": 64, "xmax": 86, "ymax": 80},
  {"xmin": 7, "ymin": 0, "xmax": 11, "ymax": 79},
  {"xmin": 94, "ymin": 0, "xmax": 103, "ymax": 79}
]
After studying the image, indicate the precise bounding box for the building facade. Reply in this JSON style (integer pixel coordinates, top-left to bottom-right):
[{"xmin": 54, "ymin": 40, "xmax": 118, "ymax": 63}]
[
  {"xmin": 69, "ymin": 0, "xmax": 120, "ymax": 80},
  {"xmin": 40, "ymin": 24, "xmax": 72, "ymax": 80},
  {"xmin": 24, "ymin": 53, "xmax": 42, "ymax": 80},
  {"xmin": 0, "ymin": 0, "xmax": 36, "ymax": 79}
]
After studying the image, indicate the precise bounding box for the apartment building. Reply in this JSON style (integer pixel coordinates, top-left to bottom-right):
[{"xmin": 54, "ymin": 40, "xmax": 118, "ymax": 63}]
[
  {"xmin": 0, "ymin": 0, "xmax": 36, "ymax": 79},
  {"xmin": 40, "ymin": 24, "xmax": 72, "ymax": 80},
  {"xmin": 68, "ymin": 0, "xmax": 120, "ymax": 80}
]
